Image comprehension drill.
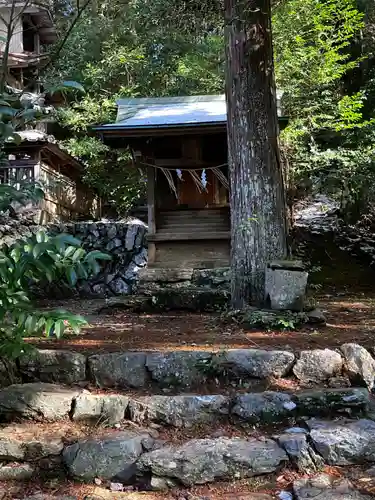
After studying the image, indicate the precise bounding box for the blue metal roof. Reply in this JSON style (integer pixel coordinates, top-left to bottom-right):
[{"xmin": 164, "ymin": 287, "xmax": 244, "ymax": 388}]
[{"xmin": 95, "ymin": 94, "xmax": 284, "ymax": 132}]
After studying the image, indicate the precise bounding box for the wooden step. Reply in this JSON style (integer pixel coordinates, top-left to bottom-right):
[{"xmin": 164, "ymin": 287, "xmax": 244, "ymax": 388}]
[
  {"xmin": 157, "ymin": 225, "xmax": 230, "ymax": 232},
  {"xmin": 148, "ymin": 231, "xmax": 230, "ymax": 241}
]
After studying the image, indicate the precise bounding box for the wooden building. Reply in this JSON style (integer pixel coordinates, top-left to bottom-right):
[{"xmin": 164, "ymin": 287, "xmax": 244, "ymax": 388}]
[
  {"xmin": 1, "ymin": 130, "xmax": 100, "ymax": 223},
  {"xmin": 96, "ymin": 95, "xmax": 287, "ymax": 269},
  {"xmin": 0, "ymin": 0, "xmax": 56, "ymax": 90},
  {"xmin": 0, "ymin": 2, "xmax": 99, "ymax": 222}
]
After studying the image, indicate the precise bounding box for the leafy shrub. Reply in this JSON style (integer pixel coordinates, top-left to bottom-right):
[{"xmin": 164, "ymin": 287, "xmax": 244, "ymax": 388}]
[{"xmin": 0, "ymin": 185, "xmax": 111, "ymax": 359}]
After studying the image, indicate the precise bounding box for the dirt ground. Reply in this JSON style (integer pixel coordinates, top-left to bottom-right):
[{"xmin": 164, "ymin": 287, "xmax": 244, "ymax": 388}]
[
  {"xmin": 26, "ymin": 292, "xmax": 375, "ymax": 354},
  {"xmin": 2, "ymin": 464, "xmax": 375, "ymax": 499},
  {"xmin": 26, "ymin": 246, "xmax": 375, "ymax": 355}
]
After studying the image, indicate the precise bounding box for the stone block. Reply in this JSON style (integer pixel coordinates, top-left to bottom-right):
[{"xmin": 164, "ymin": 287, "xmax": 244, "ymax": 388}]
[
  {"xmin": 231, "ymin": 391, "xmax": 296, "ymax": 423},
  {"xmin": 265, "ymin": 265, "xmax": 308, "ymax": 311},
  {"xmin": 129, "ymin": 394, "xmax": 229, "ymax": 427},
  {"xmin": 19, "ymin": 349, "xmax": 87, "ymax": 385},
  {"xmin": 340, "ymin": 343, "xmax": 375, "ymax": 390},
  {"xmin": 0, "ymin": 383, "xmax": 79, "ymax": 421},
  {"xmin": 88, "ymin": 352, "xmax": 148, "ymax": 388},
  {"xmin": 293, "ymin": 349, "xmax": 343, "ymax": 382},
  {"xmin": 146, "ymin": 351, "xmax": 212, "ymax": 387},
  {"xmin": 137, "ymin": 437, "xmax": 288, "ymax": 486},
  {"xmin": 216, "ymin": 349, "xmax": 295, "ymax": 378},
  {"xmin": 63, "ymin": 430, "xmax": 154, "ymax": 481},
  {"xmin": 0, "ymin": 463, "xmax": 35, "ymax": 480},
  {"xmin": 72, "ymin": 393, "xmax": 129, "ymax": 424},
  {"xmin": 294, "ymin": 388, "xmax": 369, "ymax": 416},
  {"xmin": 307, "ymin": 418, "xmax": 375, "ymax": 465},
  {"xmin": 277, "ymin": 431, "xmax": 324, "ymax": 473},
  {"xmin": 293, "ymin": 473, "xmax": 369, "ymax": 500}
]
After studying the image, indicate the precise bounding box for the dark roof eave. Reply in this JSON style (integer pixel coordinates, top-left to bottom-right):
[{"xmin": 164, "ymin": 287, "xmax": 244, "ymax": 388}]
[
  {"xmin": 44, "ymin": 143, "xmax": 84, "ymax": 172},
  {"xmin": 94, "ymin": 121, "xmax": 227, "ymax": 136},
  {"xmin": 93, "ymin": 116, "xmax": 289, "ymax": 138}
]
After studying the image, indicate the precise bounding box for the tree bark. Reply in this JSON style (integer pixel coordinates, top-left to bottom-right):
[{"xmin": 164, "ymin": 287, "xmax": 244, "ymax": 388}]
[{"xmin": 225, "ymin": 0, "xmax": 288, "ymax": 309}]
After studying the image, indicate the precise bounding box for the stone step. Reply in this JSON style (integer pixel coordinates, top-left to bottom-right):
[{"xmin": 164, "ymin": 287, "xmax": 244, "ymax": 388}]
[
  {"xmin": 1, "ymin": 415, "xmax": 375, "ymax": 498},
  {"xmin": 8, "ymin": 344, "xmax": 375, "ymax": 393},
  {"xmin": 0, "ymin": 382, "xmax": 371, "ymax": 427}
]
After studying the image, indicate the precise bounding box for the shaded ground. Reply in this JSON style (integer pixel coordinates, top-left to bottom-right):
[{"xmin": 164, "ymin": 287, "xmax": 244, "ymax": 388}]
[
  {"xmin": 27, "ymin": 242, "xmax": 375, "ymax": 354},
  {"xmin": 26, "ymin": 293, "xmax": 375, "ymax": 354}
]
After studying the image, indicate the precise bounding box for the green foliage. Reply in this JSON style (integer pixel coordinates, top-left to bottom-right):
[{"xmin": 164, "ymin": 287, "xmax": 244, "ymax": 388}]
[
  {"xmin": 0, "ymin": 182, "xmax": 111, "ymax": 359},
  {"xmin": 0, "ymin": 204, "xmax": 111, "ymax": 358},
  {"xmin": 47, "ymin": 0, "xmax": 375, "ymax": 218},
  {"xmin": 47, "ymin": 0, "xmax": 224, "ymax": 215},
  {"xmin": 273, "ymin": 0, "xmax": 375, "ymax": 215},
  {"xmin": 0, "ymin": 182, "xmax": 44, "ymax": 212},
  {"xmin": 243, "ymin": 309, "xmax": 307, "ymax": 331}
]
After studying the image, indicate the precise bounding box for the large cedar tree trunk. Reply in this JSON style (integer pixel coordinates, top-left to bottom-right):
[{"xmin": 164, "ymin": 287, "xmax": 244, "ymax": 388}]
[{"xmin": 225, "ymin": 0, "xmax": 288, "ymax": 309}]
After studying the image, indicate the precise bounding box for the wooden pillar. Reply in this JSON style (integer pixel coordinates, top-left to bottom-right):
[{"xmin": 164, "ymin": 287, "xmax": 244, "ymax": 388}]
[
  {"xmin": 34, "ymin": 149, "xmax": 43, "ymax": 224},
  {"xmin": 147, "ymin": 166, "xmax": 156, "ymax": 265}
]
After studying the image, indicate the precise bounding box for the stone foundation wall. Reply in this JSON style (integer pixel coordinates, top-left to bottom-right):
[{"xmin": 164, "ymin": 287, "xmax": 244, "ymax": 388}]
[
  {"xmin": 48, "ymin": 220, "xmax": 148, "ymax": 297},
  {"xmin": 0, "ymin": 213, "xmax": 148, "ymax": 298}
]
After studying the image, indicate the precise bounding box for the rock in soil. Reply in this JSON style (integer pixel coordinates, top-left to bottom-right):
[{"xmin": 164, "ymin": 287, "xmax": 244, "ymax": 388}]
[
  {"xmin": 88, "ymin": 352, "xmax": 148, "ymax": 389},
  {"xmin": 129, "ymin": 394, "xmax": 229, "ymax": 428},
  {"xmin": 231, "ymin": 391, "xmax": 296, "ymax": 424},
  {"xmin": 306, "ymin": 308, "xmax": 327, "ymax": 325},
  {"xmin": 63, "ymin": 430, "xmax": 154, "ymax": 481},
  {"xmin": 0, "ymin": 383, "xmax": 80, "ymax": 420},
  {"xmin": 340, "ymin": 343, "xmax": 375, "ymax": 390},
  {"xmin": 0, "ymin": 462, "xmax": 35, "ymax": 480},
  {"xmin": 328, "ymin": 376, "xmax": 351, "ymax": 388},
  {"xmin": 72, "ymin": 393, "xmax": 129, "ymax": 424},
  {"xmin": 19, "ymin": 349, "xmax": 87, "ymax": 385},
  {"xmin": 137, "ymin": 437, "xmax": 288, "ymax": 486},
  {"xmin": 23, "ymin": 496, "xmax": 77, "ymax": 500},
  {"xmin": 215, "ymin": 349, "xmax": 295, "ymax": 379},
  {"xmin": 0, "ymin": 425, "xmax": 63, "ymax": 460},
  {"xmin": 293, "ymin": 472, "xmax": 370, "ymax": 499},
  {"xmin": 293, "ymin": 349, "xmax": 343, "ymax": 383},
  {"xmin": 307, "ymin": 418, "xmax": 375, "ymax": 465},
  {"xmin": 277, "ymin": 431, "xmax": 324, "ymax": 473},
  {"xmin": 146, "ymin": 351, "xmax": 212, "ymax": 387}
]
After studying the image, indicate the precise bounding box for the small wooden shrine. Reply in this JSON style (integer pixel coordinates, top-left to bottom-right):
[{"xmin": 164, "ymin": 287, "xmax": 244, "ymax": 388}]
[{"xmin": 96, "ymin": 95, "xmax": 287, "ymax": 269}]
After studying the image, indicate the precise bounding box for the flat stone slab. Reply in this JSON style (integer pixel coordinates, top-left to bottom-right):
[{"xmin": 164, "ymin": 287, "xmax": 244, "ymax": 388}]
[
  {"xmin": 72, "ymin": 393, "xmax": 129, "ymax": 424},
  {"xmin": 231, "ymin": 391, "xmax": 296, "ymax": 424},
  {"xmin": 63, "ymin": 430, "xmax": 155, "ymax": 481},
  {"xmin": 146, "ymin": 351, "xmax": 212, "ymax": 387},
  {"xmin": 19, "ymin": 349, "xmax": 86, "ymax": 385},
  {"xmin": 307, "ymin": 418, "xmax": 375, "ymax": 465},
  {"xmin": 0, "ymin": 424, "xmax": 64, "ymax": 461},
  {"xmin": 138, "ymin": 268, "xmax": 193, "ymax": 282},
  {"xmin": 215, "ymin": 349, "xmax": 295, "ymax": 378},
  {"xmin": 137, "ymin": 437, "xmax": 288, "ymax": 486},
  {"xmin": 88, "ymin": 352, "xmax": 148, "ymax": 388},
  {"xmin": 0, "ymin": 383, "xmax": 79, "ymax": 421},
  {"xmin": 293, "ymin": 349, "xmax": 343, "ymax": 382},
  {"xmin": 0, "ymin": 463, "xmax": 35, "ymax": 480},
  {"xmin": 129, "ymin": 395, "xmax": 229, "ymax": 428},
  {"xmin": 293, "ymin": 473, "xmax": 370, "ymax": 499},
  {"xmin": 294, "ymin": 388, "xmax": 369, "ymax": 416}
]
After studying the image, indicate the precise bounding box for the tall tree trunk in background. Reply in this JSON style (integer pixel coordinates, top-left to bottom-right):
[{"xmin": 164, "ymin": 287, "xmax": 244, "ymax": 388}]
[{"xmin": 225, "ymin": 0, "xmax": 288, "ymax": 309}]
